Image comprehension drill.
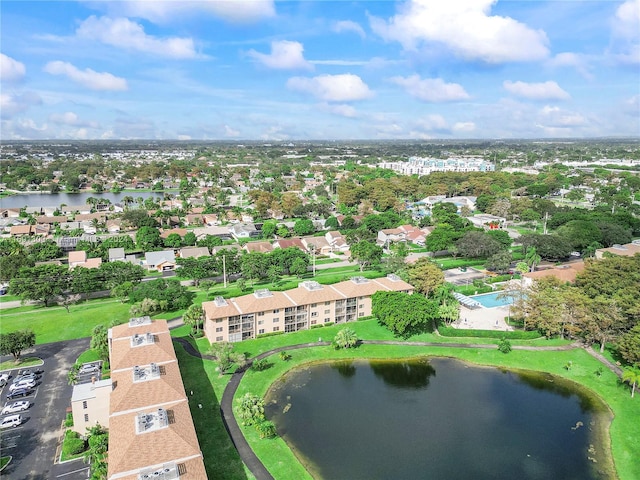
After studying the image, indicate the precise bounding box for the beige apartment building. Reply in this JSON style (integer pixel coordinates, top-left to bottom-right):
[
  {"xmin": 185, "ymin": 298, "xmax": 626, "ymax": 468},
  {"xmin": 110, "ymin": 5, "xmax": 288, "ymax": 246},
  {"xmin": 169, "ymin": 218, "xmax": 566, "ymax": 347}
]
[
  {"xmin": 70, "ymin": 378, "xmax": 112, "ymax": 435},
  {"xmin": 203, "ymin": 274, "xmax": 414, "ymax": 344},
  {"xmin": 107, "ymin": 317, "xmax": 207, "ymax": 480}
]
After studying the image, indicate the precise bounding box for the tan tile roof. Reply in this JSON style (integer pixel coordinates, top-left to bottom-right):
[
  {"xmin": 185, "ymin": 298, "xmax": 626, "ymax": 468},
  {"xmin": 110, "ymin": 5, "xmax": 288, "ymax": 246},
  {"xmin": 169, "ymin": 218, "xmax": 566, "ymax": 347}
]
[
  {"xmin": 232, "ymin": 290, "xmax": 293, "ymax": 313},
  {"xmin": 68, "ymin": 251, "xmax": 87, "ymax": 263},
  {"xmin": 284, "ymin": 283, "xmax": 345, "ymax": 305},
  {"xmin": 524, "ymin": 261, "xmax": 585, "ymax": 284},
  {"xmin": 108, "ymin": 400, "xmax": 203, "ymax": 477},
  {"xmin": 109, "ymin": 362, "xmax": 186, "ymax": 414}
]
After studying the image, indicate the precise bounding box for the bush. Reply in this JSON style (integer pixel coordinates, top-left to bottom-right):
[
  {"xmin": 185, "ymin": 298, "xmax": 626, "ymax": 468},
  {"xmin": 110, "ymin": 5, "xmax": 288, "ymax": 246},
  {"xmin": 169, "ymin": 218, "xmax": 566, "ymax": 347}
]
[
  {"xmin": 256, "ymin": 331, "xmax": 285, "ymax": 339},
  {"xmin": 251, "ymin": 359, "xmax": 270, "ymax": 371},
  {"xmin": 62, "ymin": 430, "xmax": 86, "ymax": 458},
  {"xmin": 438, "ymin": 326, "xmax": 541, "ymax": 340},
  {"xmin": 255, "ymin": 420, "xmax": 277, "ymax": 439},
  {"xmin": 497, "ymin": 337, "xmax": 512, "ymax": 354},
  {"xmin": 311, "ymin": 322, "xmax": 334, "ymax": 329},
  {"xmin": 64, "ymin": 412, "xmax": 74, "ymax": 428}
]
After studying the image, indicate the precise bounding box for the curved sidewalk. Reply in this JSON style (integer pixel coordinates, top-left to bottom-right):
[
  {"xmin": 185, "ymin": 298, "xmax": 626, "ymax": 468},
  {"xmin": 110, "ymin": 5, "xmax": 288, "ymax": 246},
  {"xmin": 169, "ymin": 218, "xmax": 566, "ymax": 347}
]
[{"xmin": 174, "ymin": 337, "xmax": 621, "ymax": 480}]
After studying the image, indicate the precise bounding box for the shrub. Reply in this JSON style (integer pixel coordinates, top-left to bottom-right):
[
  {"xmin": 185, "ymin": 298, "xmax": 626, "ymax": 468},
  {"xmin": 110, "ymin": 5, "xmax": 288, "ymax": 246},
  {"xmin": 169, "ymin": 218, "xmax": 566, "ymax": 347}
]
[
  {"xmin": 62, "ymin": 430, "xmax": 86, "ymax": 457},
  {"xmin": 255, "ymin": 420, "xmax": 277, "ymax": 439},
  {"xmin": 256, "ymin": 331, "xmax": 285, "ymax": 339},
  {"xmin": 497, "ymin": 337, "xmax": 512, "ymax": 354},
  {"xmin": 236, "ymin": 393, "xmax": 265, "ymax": 426},
  {"xmin": 64, "ymin": 412, "xmax": 74, "ymax": 427},
  {"xmin": 438, "ymin": 326, "xmax": 541, "ymax": 340},
  {"xmin": 251, "ymin": 359, "xmax": 270, "ymax": 371}
]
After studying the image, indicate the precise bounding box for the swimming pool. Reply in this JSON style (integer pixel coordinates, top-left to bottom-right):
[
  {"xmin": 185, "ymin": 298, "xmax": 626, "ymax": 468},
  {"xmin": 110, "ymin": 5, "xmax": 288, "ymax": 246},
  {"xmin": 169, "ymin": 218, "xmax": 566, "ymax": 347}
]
[{"xmin": 469, "ymin": 291, "xmax": 514, "ymax": 308}]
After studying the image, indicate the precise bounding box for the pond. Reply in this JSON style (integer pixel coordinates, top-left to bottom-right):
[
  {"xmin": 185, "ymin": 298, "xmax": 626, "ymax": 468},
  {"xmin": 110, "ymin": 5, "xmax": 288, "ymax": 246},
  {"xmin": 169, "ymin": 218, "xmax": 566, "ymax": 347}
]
[
  {"xmin": 0, "ymin": 191, "xmax": 166, "ymax": 209},
  {"xmin": 265, "ymin": 357, "xmax": 614, "ymax": 480}
]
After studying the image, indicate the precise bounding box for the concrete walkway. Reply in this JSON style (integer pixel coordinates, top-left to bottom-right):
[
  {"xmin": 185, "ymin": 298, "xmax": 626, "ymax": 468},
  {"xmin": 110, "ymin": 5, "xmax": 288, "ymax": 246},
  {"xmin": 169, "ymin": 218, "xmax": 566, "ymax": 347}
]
[{"xmin": 172, "ymin": 335, "xmax": 625, "ymax": 480}]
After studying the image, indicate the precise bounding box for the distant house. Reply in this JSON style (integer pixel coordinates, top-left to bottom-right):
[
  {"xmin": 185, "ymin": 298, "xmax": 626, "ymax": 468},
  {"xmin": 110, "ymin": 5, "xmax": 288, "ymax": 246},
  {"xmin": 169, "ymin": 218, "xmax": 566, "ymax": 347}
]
[
  {"xmin": 10, "ymin": 224, "xmax": 50, "ymax": 237},
  {"xmin": 68, "ymin": 250, "xmax": 102, "ymax": 269},
  {"xmin": 202, "ymin": 214, "xmax": 220, "ymax": 226},
  {"xmin": 185, "ymin": 214, "xmax": 204, "ymax": 226},
  {"xmin": 60, "ymin": 205, "xmax": 92, "ymax": 215},
  {"xmin": 273, "ymin": 238, "xmax": 306, "ymax": 251},
  {"xmin": 0, "ymin": 208, "xmax": 21, "ymax": 218},
  {"xmin": 108, "ymin": 248, "xmax": 126, "ymax": 262},
  {"xmin": 325, "ymin": 231, "xmax": 350, "ymax": 252},
  {"xmin": 301, "ymin": 236, "xmax": 332, "ymax": 255},
  {"xmin": 522, "ymin": 261, "xmax": 585, "ymax": 287},
  {"xmin": 193, "ymin": 225, "xmax": 233, "ymax": 241},
  {"xmin": 178, "ymin": 246, "xmax": 210, "ymax": 259},
  {"xmin": 244, "ymin": 241, "xmax": 273, "ymax": 253},
  {"xmin": 75, "ymin": 212, "xmax": 106, "ymax": 222},
  {"xmin": 466, "ymin": 214, "xmax": 506, "ymax": 230},
  {"xmin": 35, "ymin": 215, "xmax": 68, "ymax": 224},
  {"xmin": 230, "ymin": 223, "xmax": 260, "ymax": 240},
  {"xmin": 159, "ymin": 228, "xmax": 188, "ymax": 239},
  {"xmin": 106, "ymin": 219, "xmax": 121, "ymax": 233},
  {"xmin": 595, "ymin": 241, "xmax": 640, "ymax": 259},
  {"xmin": 145, "ymin": 250, "xmax": 176, "ymax": 271}
]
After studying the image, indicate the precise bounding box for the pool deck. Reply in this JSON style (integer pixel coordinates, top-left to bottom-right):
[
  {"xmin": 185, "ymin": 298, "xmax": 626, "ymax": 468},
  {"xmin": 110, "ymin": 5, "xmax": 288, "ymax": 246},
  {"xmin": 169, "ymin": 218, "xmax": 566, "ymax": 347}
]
[{"xmin": 454, "ymin": 304, "xmax": 514, "ymax": 331}]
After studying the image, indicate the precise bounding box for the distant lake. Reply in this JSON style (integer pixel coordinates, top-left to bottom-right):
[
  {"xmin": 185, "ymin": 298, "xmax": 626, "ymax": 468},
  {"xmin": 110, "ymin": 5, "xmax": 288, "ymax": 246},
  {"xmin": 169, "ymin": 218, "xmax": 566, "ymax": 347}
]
[
  {"xmin": 265, "ymin": 357, "xmax": 615, "ymax": 480},
  {"xmin": 0, "ymin": 191, "xmax": 166, "ymax": 209}
]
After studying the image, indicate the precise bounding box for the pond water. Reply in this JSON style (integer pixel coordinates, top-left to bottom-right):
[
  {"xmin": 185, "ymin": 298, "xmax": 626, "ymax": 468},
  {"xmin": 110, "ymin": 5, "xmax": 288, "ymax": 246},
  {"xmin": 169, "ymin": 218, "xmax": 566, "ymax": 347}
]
[
  {"xmin": 265, "ymin": 357, "xmax": 614, "ymax": 480},
  {"xmin": 0, "ymin": 191, "xmax": 165, "ymax": 209}
]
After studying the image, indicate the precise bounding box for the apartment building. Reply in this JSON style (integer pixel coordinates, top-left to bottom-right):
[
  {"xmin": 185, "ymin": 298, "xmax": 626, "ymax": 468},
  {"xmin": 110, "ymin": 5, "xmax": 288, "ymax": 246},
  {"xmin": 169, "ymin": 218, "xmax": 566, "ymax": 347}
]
[
  {"xmin": 203, "ymin": 275, "xmax": 414, "ymax": 344},
  {"xmin": 70, "ymin": 378, "xmax": 112, "ymax": 435},
  {"xmin": 107, "ymin": 317, "xmax": 207, "ymax": 480}
]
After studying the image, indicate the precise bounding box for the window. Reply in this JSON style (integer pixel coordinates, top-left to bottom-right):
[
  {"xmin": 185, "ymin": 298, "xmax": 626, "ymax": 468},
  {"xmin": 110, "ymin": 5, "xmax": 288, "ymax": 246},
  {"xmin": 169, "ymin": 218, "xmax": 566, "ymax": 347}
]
[
  {"xmin": 273, "ymin": 326, "xmax": 280, "ymax": 332},
  {"xmin": 273, "ymin": 309, "xmax": 280, "ymax": 313},
  {"xmin": 216, "ymin": 319, "xmax": 222, "ymax": 323},
  {"xmin": 359, "ymin": 312, "xmax": 364, "ymax": 317},
  {"xmin": 259, "ymin": 329, "xmax": 265, "ymax": 334},
  {"xmin": 311, "ymin": 303, "xmax": 317, "ymax": 307},
  {"xmin": 82, "ymin": 401, "xmax": 88, "ymax": 409},
  {"xmin": 324, "ymin": 318, "xmax": 331, "ymax": 323},
  {"xmin": 324, "ymin": 301, "xmax": 330, "ymax": 305},
  {"xmin": 324, "ymin": 309, "xmax": 330, "ymax": 314},
  {"xmin": 311, "ymin": 320, "xmax": 317, "ymax": 325},
  {"xmin": 359, "ymin": 304, "xmax": 364, "ymax": 308},
  {"xmin": 216, "ymin": 327, "xmax": 223, "ymax": 332},
  {"xmin": 216, "ymin": 336, "xmax": 223, "ymax": 342},
  {"xmin": 311, "ymin": 312, "xmax": 318, "ymax": 317},
  {"xmin": 258, "ymin": 320, "xmax": 264, "ymax": 325},
  {"xmin": 84, "ymin": 414, "xmax": 89, "ymax": 422},
  {"xmin": 273, "ymin": 318, "xmax": 279, "ymax": 323},
  {"xmin": 258, "ymin": 311, "xmax": 265, "ymax": 316}
]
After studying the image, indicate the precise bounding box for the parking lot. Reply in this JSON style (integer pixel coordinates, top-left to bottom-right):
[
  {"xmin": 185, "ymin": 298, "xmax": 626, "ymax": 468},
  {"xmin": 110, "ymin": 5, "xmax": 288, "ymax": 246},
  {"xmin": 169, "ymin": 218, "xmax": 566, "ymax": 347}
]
[{"xmin": 0, "ymin": 339, "xmax": 89, "ymax": 480}]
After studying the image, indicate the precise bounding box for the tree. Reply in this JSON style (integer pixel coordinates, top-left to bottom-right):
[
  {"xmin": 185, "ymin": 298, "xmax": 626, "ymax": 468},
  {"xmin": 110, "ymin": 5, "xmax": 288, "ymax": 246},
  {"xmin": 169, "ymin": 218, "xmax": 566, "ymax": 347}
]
[
  {"xmin": 372, "ymin": 291, "xmax": 439, "ymax": 337},
  {"xmin": 350, "ymin": 240, "xmax": 383, "ymax": 272},
  {"xmin": 28, "ymin": 239, "xmax": 62, "ymax": 262},
  {"xmin": 0, "ymin": 329, "xmax": 36, "ymax": 362},
  {"xmin": 56, "ymin": 293, "xmax": 82, "ymax": 313},
  {"xmin": 425, "ymin": 224, "xmax": 458, "ymax": 252},
  {"xmin": 209, "ymin": 342, "xmax": 247, "ymax": 375},
  {"xmin": 438, "ymin": 302, "xmax": 460, "ymax": 325},
  {"xmin": 485, "ymin": 250, "xmax": 513, "ymax": 273},
  {"xmin": 183, "ymin": 304, "xmax": 204, "ymax": 336},
  {"xmin": 333, "ymin": 327, "xmax": 358, "ymax": 349},
  {"xmin": 99, "ymin": 262, "xmax": 145, "ymax": 290},
  {"xmin": 164, "ymin": 232, "xmax": 183, "ymax": 248},
  {"xmin": 10, "ymin": 264, "xmax": 70, "ymax": 306},
  {"xmin": 241, "ymin": 252, "xmax": 269, "ymax": 285},
  {"xmin": 197, "ymin": 234, "xmax": 223, "ymax": 250},
  {"xmin": 406, "ymin": 258, "xmax": 444, "ymax": 296},
  {"xmin": 293, "ymin": 218, "xmax": 315, "ymax": 236},
  {"xmin": 524, "ymin": 246, "xmax": 541, "ymax": 272},
  {"xmin": 456, "ymin": 231, "xmax": 502, "ymax": 258},
  {"xmin": 85, "ymin": 424, "xmax": 109, "ymax": 480},
  {"xmin": 136, "ymin": 226, "xmax": 162, "ymax": 251},
  {"xmin": 290, "ymin": 257, "xmax": 308, "ymax": 277},
  {"xmin": 236, "ymin": 393, "xmax": 265, "ymax": 426},
  {"xmin": 121, "ymin": 209, "xmax": 158, "ymax": 229},
  {"xmin": 261, "ymin": 221, "xmax": 277, "ymax": 240},
  {"xmin": 176, "ymin": 257, "xmax": 216, "ymax": 286},
  {"xmin": 183, "ymin": 231, "xmax": 197, "ymax": 246},
  {"xmin": 622, "ymin": 367, "xmax": 640, "ymax": 398},
  {"xmin": 91, "ymin": 325, "xmax": 109, "ymax": 361},
  {"xmin": 129, "ymin": 278, "xmax": 195, "ymax": 310},
  {"xmin": 616, "ymin": 325, "xmax": 640, "ymax": 367}
]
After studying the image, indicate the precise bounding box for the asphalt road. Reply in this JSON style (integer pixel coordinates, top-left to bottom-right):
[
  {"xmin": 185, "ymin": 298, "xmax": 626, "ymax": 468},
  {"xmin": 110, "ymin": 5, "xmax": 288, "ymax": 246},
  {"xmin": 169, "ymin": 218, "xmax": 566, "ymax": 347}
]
[{"xmin": 0, "ymin": 338, "xmax": 89, "ymax": 480}]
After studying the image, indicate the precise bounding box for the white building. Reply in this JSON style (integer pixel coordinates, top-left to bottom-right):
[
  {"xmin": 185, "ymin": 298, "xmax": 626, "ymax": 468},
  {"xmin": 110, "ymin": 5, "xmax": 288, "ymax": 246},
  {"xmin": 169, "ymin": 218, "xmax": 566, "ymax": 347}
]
[{"xmin": 380, "ymin": 156, "xmax": 494, "ymax": 176}]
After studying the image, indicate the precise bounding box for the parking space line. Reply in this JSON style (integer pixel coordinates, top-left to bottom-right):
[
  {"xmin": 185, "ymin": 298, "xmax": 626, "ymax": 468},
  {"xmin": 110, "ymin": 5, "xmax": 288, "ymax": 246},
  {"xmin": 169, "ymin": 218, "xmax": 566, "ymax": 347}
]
[{"xmin": 56, "ymin": 466, "xmax": 89, "ymax": 477}]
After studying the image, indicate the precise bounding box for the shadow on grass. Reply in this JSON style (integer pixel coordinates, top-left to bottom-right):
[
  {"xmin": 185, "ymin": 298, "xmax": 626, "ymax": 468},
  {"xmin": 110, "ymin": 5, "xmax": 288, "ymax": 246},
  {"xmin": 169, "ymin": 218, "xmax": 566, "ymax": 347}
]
[{"xmin": 173, "ymin": 340, "xmax": 250, "ymax": 480}]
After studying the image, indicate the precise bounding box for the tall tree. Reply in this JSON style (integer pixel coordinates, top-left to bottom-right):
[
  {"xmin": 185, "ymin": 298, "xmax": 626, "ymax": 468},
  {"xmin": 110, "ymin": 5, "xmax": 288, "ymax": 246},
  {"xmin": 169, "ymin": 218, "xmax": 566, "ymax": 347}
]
[
  {"xmin": 350, "ymin": 240, "xmax": 383, "ymax": 272},
  {"xmin": 406, "ymin": 258, "xmax": 444, "ymax": 296},
  {"xmin": 183, "ymin": 304, "xmax": 204, "ymax": 336}
]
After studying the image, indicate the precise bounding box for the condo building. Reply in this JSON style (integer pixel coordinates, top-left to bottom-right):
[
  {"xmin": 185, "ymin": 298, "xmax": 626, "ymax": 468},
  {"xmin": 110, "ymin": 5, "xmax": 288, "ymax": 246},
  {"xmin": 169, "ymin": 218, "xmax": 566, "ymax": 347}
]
[{"xmin": 203, "ymin": 275, "xmax": 414, "ymax": 344}]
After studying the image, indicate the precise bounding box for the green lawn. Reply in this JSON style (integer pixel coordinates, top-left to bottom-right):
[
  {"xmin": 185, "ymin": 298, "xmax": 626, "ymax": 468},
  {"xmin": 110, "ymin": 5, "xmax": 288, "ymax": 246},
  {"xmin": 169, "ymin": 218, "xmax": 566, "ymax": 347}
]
[{"xmin": 0, "ymin": 357, "xmax": 43, "ymax": 371}]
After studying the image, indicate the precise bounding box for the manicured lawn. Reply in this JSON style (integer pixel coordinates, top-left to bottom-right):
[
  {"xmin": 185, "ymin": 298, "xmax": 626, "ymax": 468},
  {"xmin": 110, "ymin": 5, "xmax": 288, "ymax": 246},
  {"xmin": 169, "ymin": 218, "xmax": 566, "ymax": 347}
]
[
  {"xmin": 0, "ymin": 357, "xmax": 43, "ymax": 371},
  {"xmin": 0, "ymin": 294, "xmax": 21, "ymax": 303}
]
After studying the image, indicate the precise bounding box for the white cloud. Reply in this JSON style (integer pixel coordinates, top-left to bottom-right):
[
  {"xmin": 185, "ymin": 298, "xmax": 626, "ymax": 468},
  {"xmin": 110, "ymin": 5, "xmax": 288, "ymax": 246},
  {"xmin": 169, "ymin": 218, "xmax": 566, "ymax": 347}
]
[
  {"xmin": 610, "ymin": 0, "xmax": 640, "ymax": 64},
  {"xmin": 224, "ymin": 125, "xmax": 240, "ymax": 137},
  {"xmin": 247, "ymin": 41, "xmax": 313, "ymax": 70},
  {"xmin": 370, "ymin": 0, "xmax": 549, "ymax": 63},
  {"xmin": 0, "ymin": 54, "xmax": 26, "ymax": 83},
  {"xmin": 177, "ymin": 134, "xmax": 192, "ymax": 141},
  {"xmin": 44, "ymin": 61, "xmax": 128, "ymax": 91},
  {"xmin": 319, "ymin": 103, "xmax": 358, "ymax": 118},
  {"xmin": 415, "ymin": 114, "xmax": 449, "ymax": 132},
  {"xmin": 503, "ymin": 80, "xmax": 570, "ymax": 101},
  {"xmin": 49, "ymin": 111, "xmax": 100, "ymax": 128},
  {"xmin": 539, "ymin": 105, "xmax": 587, "ymax": 127},
  {"xmin": 287, "ymin": 74, "xmax": 373, "ymax": 102},
  {"xmin": 453, "ymin": 122, "xmax": 476, "ymax": 132},
  {"xmin": 0, "ymin": 92, "xmax": 42, "ymax": 119},
  {"xmin": 333, "ymin": 20, "xmax": 366, "ymax": 39},
  {"xmin": 547, "ymin": 52, "xmax": 593, "ymax": 80},
  {"xmin": 390, "ymin": 75, "xmax": 470, "ymax": 102},
  {"xmin": 77, "ymin": 16, "xmax": 198, "ymax": 59},
  {"xmin": 109, "ymin": 0, "xmax": 275, "ymax": 24}
]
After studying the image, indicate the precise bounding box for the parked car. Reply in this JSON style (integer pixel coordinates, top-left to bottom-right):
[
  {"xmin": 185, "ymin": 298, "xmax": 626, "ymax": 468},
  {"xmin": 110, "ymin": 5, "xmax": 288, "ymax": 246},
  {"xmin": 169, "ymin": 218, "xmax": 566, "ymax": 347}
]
[
  {"xmin": 1, "ymin": 400, "xmax": 30, "ymax": 415},
  {"xmin": 0, "ymin": 373, "xmax": 9, "ymax": 386},
  {"xmin": 13, "ymin": 372, "xmax": 39, "ymax": 383},
  {"xmin": 78, "ymin": 363, "xmax": 100, "ymax": 375},
  {"xmin": 0, "ymin": 414, "xmax": 22, "ymax": 429},
  {"xmin": 9, "ymin": 379, "xmax": 36, "ymax": 392},
  {"xmin": 7, "ymin": 388, "xmax": 34, "ymax": 400}
]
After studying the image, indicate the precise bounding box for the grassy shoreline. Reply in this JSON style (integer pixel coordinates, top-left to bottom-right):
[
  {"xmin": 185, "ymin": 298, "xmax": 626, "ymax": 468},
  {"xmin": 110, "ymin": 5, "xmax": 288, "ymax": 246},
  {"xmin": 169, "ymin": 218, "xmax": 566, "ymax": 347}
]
[{"xmin": 171, "ymin": 321, "xmax": 639, "ymax": 480}]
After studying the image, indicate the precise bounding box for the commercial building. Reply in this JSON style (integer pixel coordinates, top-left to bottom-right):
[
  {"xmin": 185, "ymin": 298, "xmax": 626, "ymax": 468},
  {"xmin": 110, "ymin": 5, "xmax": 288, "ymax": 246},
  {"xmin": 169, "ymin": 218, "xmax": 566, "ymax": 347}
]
[
  {"xmin": 203, "ymin": 275, "xmax": 414, "ymax": 344},
  {"xmin": 379, "ymin": 156, "xmax": 494, "ymax": 176}
]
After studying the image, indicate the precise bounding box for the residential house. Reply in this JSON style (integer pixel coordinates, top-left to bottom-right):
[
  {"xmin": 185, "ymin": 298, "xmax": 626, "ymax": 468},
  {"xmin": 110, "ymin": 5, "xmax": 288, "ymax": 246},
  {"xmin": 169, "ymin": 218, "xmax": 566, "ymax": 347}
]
[
  {"xmin": 229, "ymin": 223, "xmax": 260, "ymax": 240},
  {"xmin": 145, "ymin": 250, "xmax": 177, "ymax": 271},
  {"xmin": 68, "ymin": 250, "xmax": 102, "ymax": 269},
  {"xmin": 325, "ymin": 231, "xmax": 350, "ymax": 252},
  {"xmin": 272, "ymin": 238, "xmax": 306, "ymax": 251},
  {"xmin": 595, "ymin": 241, "xmax": 640, "ymax": 259},
  {"xmin": 178, "ymin": 247, "xmax": 210, "ymax": 259},
  {"xmin": 160, "ymin": 228, "xmax": 188, "ymax": 240},
  {"xmin": 466, "ymin": 214, "xmax": 506, "ymax": 230},
  {"xmin": 203, "ymin": 275, "xmax": 413, "ymax": 344},
  {"xmin": 108, "ymin": 248, "xmax": 126, "ymax": 263},
  {"xmin": 184, "ymin": 214, "xmax": 204, "ymax": 226},
  {"xmin": 9, "ymin": 224, "xmax": 50, "ymax": 237},
  {"xmin": 106, "ymin": 219, "xmax": 122, "ymax": 233},
  {"xmin": 301, "ymin": 236, "xmax": 332, "ymax": 255},
  {"xmin": 60, "ymin": 205, "xmax": 92, "ymax": 215},
  {"xmin": 35, "ymin": 215, "xmax": 68, "ymax": 224},
  {"xmin": 193, "ymin": 225, "xmax": 233, "ymax": 241},
  {"xmin": 522, "ymin": 261, "xmax": 585, "ymax": 287},
  {"xmin": 0, "ymin": 208, "xmax": 21, "ymax": 218},
  {"xmin": 244, "ymin": 241, "xmax": 273, "ymax": 253}
]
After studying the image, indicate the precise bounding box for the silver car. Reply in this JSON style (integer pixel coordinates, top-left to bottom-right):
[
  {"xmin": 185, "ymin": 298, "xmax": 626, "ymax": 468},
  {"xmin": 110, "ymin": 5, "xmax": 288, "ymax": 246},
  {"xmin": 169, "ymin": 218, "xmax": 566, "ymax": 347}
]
[
  {"xmin": 1, "ymin": 401, "xmax": 30, "ymax": 415},
  {"xmin": 0, "ymin": 414, "xmax": 22, "ymax": 429}
]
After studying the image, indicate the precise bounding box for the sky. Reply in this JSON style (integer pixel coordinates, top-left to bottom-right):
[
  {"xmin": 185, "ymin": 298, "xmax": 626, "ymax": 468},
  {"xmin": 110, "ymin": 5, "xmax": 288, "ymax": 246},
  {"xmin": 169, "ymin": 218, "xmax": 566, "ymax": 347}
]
[{"xmin": 1, "ymin": 0, "xmax": 639, "ymax": 141}]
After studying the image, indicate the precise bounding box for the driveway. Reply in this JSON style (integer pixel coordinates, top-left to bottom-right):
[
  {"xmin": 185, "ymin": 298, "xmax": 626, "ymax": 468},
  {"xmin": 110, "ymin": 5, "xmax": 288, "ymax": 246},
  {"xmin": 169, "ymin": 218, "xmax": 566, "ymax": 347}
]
[{"xmin": 0, "ymin": 338, "xmax": 89, "ymax": 480}]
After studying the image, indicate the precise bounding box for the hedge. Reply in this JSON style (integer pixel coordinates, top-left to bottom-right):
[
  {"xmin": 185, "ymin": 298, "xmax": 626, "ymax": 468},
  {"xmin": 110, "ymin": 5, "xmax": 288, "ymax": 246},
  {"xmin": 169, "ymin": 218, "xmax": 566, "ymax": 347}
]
[{"xmin": 437, "ymin": 326, "xmax": 542, "ymax": 340}]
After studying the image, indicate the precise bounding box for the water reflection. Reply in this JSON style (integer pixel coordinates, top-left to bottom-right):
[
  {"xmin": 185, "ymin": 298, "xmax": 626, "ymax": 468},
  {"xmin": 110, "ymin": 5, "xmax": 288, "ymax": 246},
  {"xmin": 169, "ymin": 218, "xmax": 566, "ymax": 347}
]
[{"xmin": 369, "ymin": 358, "xmax": 436, "ymax": 389}]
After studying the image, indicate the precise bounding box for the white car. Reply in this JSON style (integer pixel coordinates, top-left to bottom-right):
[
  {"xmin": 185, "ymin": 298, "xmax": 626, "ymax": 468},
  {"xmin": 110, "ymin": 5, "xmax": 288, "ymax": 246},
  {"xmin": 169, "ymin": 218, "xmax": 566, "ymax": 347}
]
[
  {"xmin": 1, "ymin": 400, "xmax": 30, "ymax": 415},
  {"xmin": 9, "ymin": 379, "xmax": 36, "ymax": 392},
  {"xmin": 78, "ymin": 363, "xmax": 100, "ymax": 375},
  {"xmin": 0, "ymin": 373, "xmax": 9, "ymax": 386},
  {"xmin": 0, "ymin": 414, "xmax": 22, "ymax": 429}
]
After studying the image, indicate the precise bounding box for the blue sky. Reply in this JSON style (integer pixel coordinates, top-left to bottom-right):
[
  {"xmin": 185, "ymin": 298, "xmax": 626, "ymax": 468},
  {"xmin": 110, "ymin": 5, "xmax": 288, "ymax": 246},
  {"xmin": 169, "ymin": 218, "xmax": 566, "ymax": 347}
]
[{"xmin": 1, "ymin": 0, "xmax": 639, "ymax": 140}]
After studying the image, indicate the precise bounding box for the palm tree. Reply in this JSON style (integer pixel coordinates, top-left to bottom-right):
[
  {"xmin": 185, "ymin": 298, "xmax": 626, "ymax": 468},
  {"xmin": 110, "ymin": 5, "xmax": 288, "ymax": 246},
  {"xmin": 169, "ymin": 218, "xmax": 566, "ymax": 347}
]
[
  {"xmin": 438, "ymin": 302, "xmax": 460, "ymax": 325},
  {"xmin": 122, "ymin": 195, "xmax": 134, "ymax": 210},
  {"xmin": 622, "ymin": 367, "xmax": 640, "ymax": 398},
  {"xmin": 333, "ymin": 327, "xmax": 358, "ymax": 349},
  {"xmin": 525, "ymin": 247, "xmax": 541, "ymax": 272}
]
